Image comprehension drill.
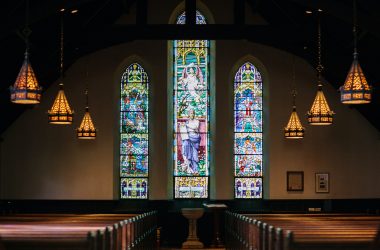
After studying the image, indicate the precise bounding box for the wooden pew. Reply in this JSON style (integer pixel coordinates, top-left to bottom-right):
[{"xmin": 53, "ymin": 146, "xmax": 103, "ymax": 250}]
[
  {"xmin": 0, "ymin": 211, "xmax": 158, "ymax": 250},
  {"xmin": 225, "ymin": 212, "xmax": 380, "ymax": 250}
]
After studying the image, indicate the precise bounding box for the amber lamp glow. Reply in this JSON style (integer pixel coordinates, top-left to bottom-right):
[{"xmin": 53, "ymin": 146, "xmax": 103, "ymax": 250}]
[
  {"xmin": 77, "ymin": 91, "xmax": 97, "ymax": 139},
  {"xmin": 285, "ymin": 92, "xmax": 305, "ymax": 139},
  {"xmin": 10, "ymin": 51, "xmax": 42, "ymax": 104},
  {"xmin": 307, "ymin": 84, "xmax": 334, "ymax": 125},
  {"xmin": 340, "ymin": 56, "xmax": 371, "ymax": 104},
  {"xmin": 48, "ymin": 83, "xmax": 74, "ymax": 124}
]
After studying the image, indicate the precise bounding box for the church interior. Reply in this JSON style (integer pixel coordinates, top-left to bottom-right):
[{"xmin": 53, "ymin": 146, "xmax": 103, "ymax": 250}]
[{"xmin": 0, "ymin": 0, "xmax": 380, "ymax": 249}]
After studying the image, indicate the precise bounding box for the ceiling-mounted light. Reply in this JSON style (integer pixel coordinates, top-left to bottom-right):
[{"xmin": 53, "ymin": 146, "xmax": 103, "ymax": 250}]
[
  {"xmin": 10, "ymin": 0, "xmax": 42, "ymax": 104},
  {"xmin": 339, "ymin": 0, "xmax": 371, "ymax": 104},
  {"xmin": 307, "ymin": 12, "xmax": 334, "ymax": 125},
  {"xmin": 48, "ymin": 10, "xmax": 74, "ymax": 124}
]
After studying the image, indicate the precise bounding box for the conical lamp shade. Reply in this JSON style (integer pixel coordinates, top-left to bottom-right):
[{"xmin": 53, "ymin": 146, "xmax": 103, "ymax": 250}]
[
  {"xmin": 77, "ymin": 107, "xmax": 97, "ymax": 139},
  {"xmin": 339, "ymin": 58, "xmax": 371, "ymax": 104},
  {"xmin": 10, "ymin": 52, "xmax": 42, "ymax": 104},
  {"xmin": 285, "ymin": 106, "xmax": 305, "ymax": 139},
  {"xmin": 307, "ymin": 85, "xmax": 334, "ymax": 125},
  {"xmin": 48, "ymin": 83, "xmax": 74, "ymax": 124}
]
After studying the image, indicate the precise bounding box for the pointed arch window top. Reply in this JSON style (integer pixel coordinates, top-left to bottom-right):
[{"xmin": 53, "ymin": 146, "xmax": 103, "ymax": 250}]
[
  {"xmin": 234, "ymin": 62, "xmax": 262, "ymax": 85},
  {"xmin": 176, "ymin": 10, "xmax": 207, "ymax": 24},
  {"xmin": 123, "ymin": 63, "xmax": 149, "ymax": 84}
]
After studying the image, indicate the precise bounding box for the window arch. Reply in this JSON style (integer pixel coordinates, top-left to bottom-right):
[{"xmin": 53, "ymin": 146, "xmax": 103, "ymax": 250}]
[
  {"xmin": 173, "ymin": 10, "xmax": 210, "ymax": 199},
  {"xmin": 234, "ymin": 62, "xmax": 263, "ymax": 199},
  {"xmin": 120, "ymin": 63, "xmax": 149, "ymax": 199}
]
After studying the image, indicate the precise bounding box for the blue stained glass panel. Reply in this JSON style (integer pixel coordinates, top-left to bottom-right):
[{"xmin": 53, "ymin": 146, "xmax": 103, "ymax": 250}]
[
  {"xmin": 120, "ymin": 134, "xmax": 148, "ymax": 155},
  {"xmin": 234, "ymin": 133, "xmax": 262, "ymax": 155},
  {"xmin": 234, "ymin": 62, "xmax": 263, "ymax": 199},
  {"xmin": 235, "ymin": 155, "xmax": 262, "ymax": 177},
  {"xmin": 121, "ymin": 178, "xmax": 148, "ymax": 199},
  {"xmin": 234, "ymin": 110, "xmax": 262, "ymax": 132},
  {"xmin": 120, "ymin": 63, "xmax": 149, "ymax": 199},
  {"xmin": 235, "ymin": 178, "xmax": 262, "ymax": 198},
  {"xmin": 120, "ymin": 112, "xmax": 148, "ymax": 133},
  {"xmin": 120, "ymin": 155, "xmax": 149, "ymax": 177},
  {"xmin": 176, "ymin": 10, "xmax": 207, "ymax": 25}
]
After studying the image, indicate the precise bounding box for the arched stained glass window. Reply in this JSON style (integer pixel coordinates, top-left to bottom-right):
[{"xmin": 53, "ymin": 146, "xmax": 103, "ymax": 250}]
[
  {"xmin": 173, "ymin": 11, "xmax": 209, "ymax": 198},
  {"xmin": 234, "ymin": 62, "xmax": 263, "ymax": 199},
  {"xmin": 120, "ymin": 63, "xmax": 149, "ymax": 199}
]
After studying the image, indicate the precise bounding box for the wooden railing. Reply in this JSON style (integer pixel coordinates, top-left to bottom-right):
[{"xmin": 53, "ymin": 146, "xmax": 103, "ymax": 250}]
[
  {"xmin": 0, "ymin": 211, "xmax": 158, "ymax": 250},
  {"xmin": 225, "ymin": 211, "xmax": 380, "ymax": 250}
]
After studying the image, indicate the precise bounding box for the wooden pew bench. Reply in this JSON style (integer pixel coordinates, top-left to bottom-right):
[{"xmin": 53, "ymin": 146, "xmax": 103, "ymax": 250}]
[
  {"xmin": 225, "ymin": 212, "xmax": 380, "ymax": 250},
  {"xmin": 0, "ymin": 211, "xmax": 157, "ymax": 250}
]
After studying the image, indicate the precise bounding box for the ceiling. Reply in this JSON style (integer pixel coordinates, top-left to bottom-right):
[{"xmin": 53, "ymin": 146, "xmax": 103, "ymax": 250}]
[{"xmin": 1, "ymin": 0, "xmax": 380, "ymax": 135}]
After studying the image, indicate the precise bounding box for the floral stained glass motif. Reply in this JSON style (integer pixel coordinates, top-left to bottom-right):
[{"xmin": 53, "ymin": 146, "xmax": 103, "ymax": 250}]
[
  {"xmin": 234, "ymin": 62, "xmax": 263, "ymax": 198},
  {"xmin": 174, "ymin": 11, "xmax": 209, "ymax": 198},
  {"xmin": 120, "ymin": 63, "xmax": 149, "ymax": 199}
]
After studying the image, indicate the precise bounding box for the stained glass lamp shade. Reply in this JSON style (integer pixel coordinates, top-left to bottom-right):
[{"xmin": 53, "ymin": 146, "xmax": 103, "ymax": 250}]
[
  {"xmin": 285, "ymin": 106, "xmax": 305, "ymax": 139},
  {"xmin": 10, "ymin": 52, "xmax": 42, "ymax": 104},
  {"xmin": 48, "ymin": 83, "xmax": 73, "ymax": 124},
  {"xmin": 77, "ymin": 107, "xmax": 96, "ymax": 139},
  {"xmin": 307, "ymin": 84, "xmax": 334, "ymax": 125},
  {"xmin": 339, "ymin": 57, "xmax": 371, "ymax": 104}
]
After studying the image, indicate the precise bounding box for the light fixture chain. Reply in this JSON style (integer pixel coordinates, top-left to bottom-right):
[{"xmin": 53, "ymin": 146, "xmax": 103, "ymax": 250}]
[
  {"xmin": 292, "ymin": 56, "xmax": 297, "ymax": 107},
  {"xmin": 23, "ymin": 0, "xmax": 31, "ymax": 50},
  {"xmin": 316, "ymin": 14, "xmax": 324, "ymax": 79},
  {"xmin": 353, "ymin": 0, "xmax": 358, "ymax": 57},
  {"xmin": 60, "ymin": 11, "xmax": 64, "ymax": 80},
  {"xmin": 85, "ymin": 69, "xmax": 89, "ymax": 108}
]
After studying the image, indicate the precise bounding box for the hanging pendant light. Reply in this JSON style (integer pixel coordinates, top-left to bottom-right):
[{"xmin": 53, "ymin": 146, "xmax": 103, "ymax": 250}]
[
  {"xmin": 307, "ymin": 11, "xmax": 334, "ymax": 125},
  {"xmin": 77, "ymin": 106, "xmax": 97, "ymax": 139},
  {"xmin": 77, "ymin": 74, "xmax": 97, "ymax": 139},
  {"xmin": 10, "ymin": 0, "xmax": 42, "ymax": 104},
  {"xmin": 48, "ymin": 10, "xmax": 74, "ymax": 124},
  {"xmin": 339, "ymin": 0, "xmax": 371, "ymax": 104},
  {"xmin": 285, "ymin": 94, "xmax": 305, "ymax": 139},
  {"xmin": 285, "ymin": 58, "xmax": 304, "ymax": 139}
]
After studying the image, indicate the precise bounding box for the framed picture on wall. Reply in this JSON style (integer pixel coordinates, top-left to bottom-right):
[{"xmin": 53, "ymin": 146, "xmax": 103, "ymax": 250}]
[
  {"xmin": 287, "ymin": 171, "xmax": 304, "ymax": 191},
  {"xmin": 315, "ymin": 173, "xmax": 329, "ymax": 193}
]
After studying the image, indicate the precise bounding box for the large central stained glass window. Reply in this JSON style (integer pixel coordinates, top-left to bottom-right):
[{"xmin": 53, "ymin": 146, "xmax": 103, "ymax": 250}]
[
  {"xmin": 120, "ymin": 63, "xmax": 149, "ymax": 199},
  {"xmin": 173, "ymin": 11, "xmax": 209, "ymax": 198},
  {"xmin": 234, "ymin": 62, "xmax": 263, "ymax": 199}
]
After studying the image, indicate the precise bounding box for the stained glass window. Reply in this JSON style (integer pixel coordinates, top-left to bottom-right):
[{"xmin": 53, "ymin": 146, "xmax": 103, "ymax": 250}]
[
  {"xmin": 120, "ymin": 63, "xmax": 149, "ymax": 199},
  {"xmin": 173, "ymin": 11, "xmax": 209, "ymax": 198},
  {"xmin": 234, "ymin": 62, "xmax": 263, "ymax": 198}
]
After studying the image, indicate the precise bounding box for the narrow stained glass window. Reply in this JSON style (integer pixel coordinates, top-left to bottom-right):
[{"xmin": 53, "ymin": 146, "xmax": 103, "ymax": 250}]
[
  {"xmin": 120, "ymin": 63, "xmax": 149, "ymax": 199},
  {"xmin": 173, "ymin": 11, "xmax": 209, "ymax": 198},
  {"xmin": 234, "ymin": 62, "xmax": 263, "ymax": 198}
]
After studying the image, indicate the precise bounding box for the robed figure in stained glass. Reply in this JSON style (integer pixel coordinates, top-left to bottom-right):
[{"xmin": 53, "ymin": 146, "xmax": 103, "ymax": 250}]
[
  {"xmin": 180, "ymin": 63, "xmax": 204, "ymax": 102},
  {"xmin": 181, "ymin": 108, "xmax": 201, "ymax": 174}
]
